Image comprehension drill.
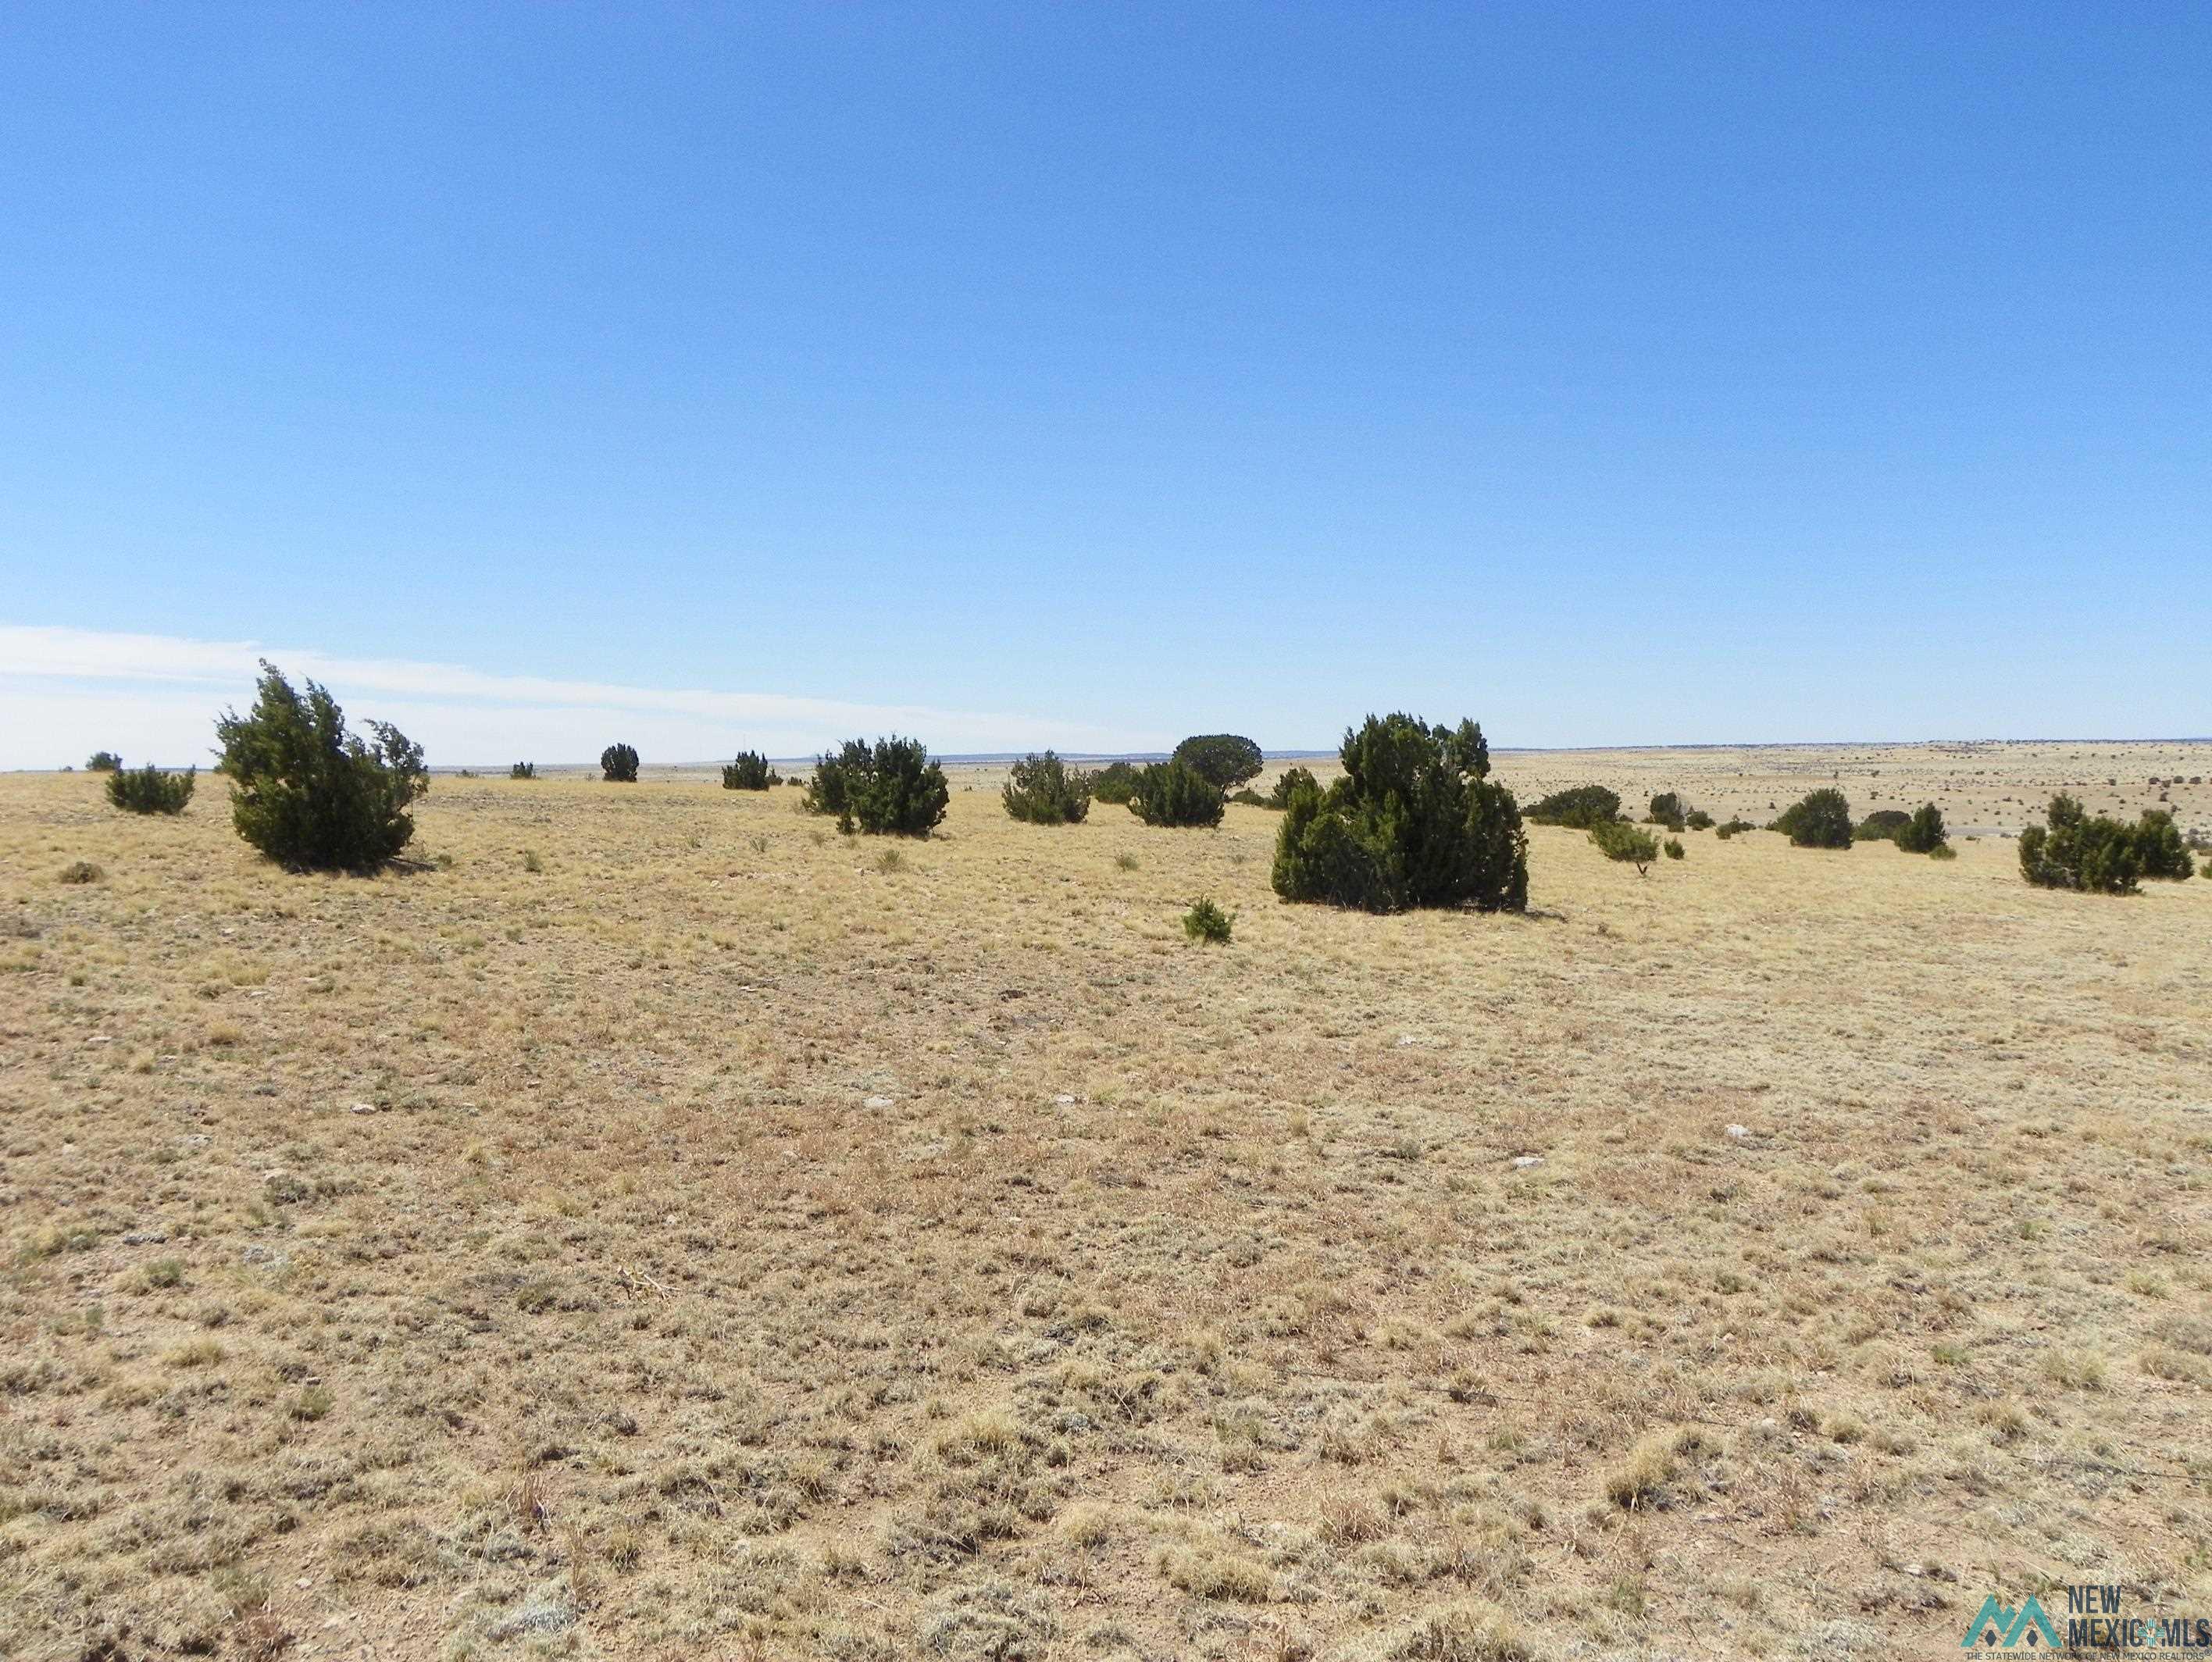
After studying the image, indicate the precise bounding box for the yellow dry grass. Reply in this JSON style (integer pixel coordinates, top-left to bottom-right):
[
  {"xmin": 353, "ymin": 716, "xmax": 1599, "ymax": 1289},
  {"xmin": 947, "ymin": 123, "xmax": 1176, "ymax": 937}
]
[{"xmin": 2, "ymin": 742, "xmax": 2208, "ymax": 1660}]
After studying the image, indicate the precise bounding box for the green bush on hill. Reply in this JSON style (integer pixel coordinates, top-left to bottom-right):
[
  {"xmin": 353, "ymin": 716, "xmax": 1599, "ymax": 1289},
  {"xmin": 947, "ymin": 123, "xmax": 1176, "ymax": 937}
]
[
  {"xmin": 1527, "ymin": 784, "xmax": 1622, "ymax": 829},
  {"xmin": 1895, "ymin": 802, "xmax": 1949, "ymax": 855},
  {"xmin": 1091, "ymin": 761, "xmax": 1141, "ymax": 805},
  {"xmin": 1266, "ymin": 765, "xmax": 1318, "ymax": 809},
  {"xmin": 1002, "ymin": 751, "xmax": 1093, "ymax": 824},
  {"xmin": 601, "ymin": 744, "xmax": 640, "ymax": 783},
  {"xmin": 1772, "ymin": 789, "xmax": 1853, "ymax": 849},
  {"xmin": 1127, "ymin": 760, "xmax": 1226, "ymax": 828},
  {"xmin": 1272, "ymin": 714, "xmax": 1524, "ymax": 913},
  {"xmin": 805, "ymin": 736, "xmax": 949, "ymax": 836},
  {"xmin": 1172, "ymin": 734, "xmax": 1265, "ymax": 794},
  {"xmin": 214, "ymin": 662, "xmax": 429, "ymax": 871},
  {"xmin": 1590, "ymin": 819, "xmax": 1658, "ymax": 875},
  {"xmin": 722, "ymin": 751, "xmax": 781, "ymax": 790},
  {"xmin": 2018, "ymin": 796, "xmax": 2192, "ymax": 893},
  {"xmin": 106, "ymin": 762, "xmax": 195, "ymax": 815}
]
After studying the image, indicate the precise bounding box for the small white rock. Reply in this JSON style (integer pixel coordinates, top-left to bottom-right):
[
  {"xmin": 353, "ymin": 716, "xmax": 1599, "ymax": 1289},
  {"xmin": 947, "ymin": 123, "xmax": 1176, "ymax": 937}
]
[
  {"xmin": 865, "ymin": 1095, "xmax": 894, "ymax": 1109},
  {"xmin": 1725, "ymin": 1124, "xmax": 1750, "ymax": 1139},
  {"xmin": 349, "ymin": 1102, "xmax": 377, "ymax": 1115},
  {"xmin": 1053, "ymin": 1093, "xmax": 1076, "ymax": 1106},
  {"xmin": 1511, "ymin": 1154, "xmax": 1543, "ymax": 1169}
]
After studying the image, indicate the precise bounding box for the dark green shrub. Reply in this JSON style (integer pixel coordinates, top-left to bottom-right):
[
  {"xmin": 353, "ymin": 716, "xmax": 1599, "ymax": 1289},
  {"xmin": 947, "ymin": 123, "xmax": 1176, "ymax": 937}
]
[
  {"xmin": 1646, "ymin": 793, "xmax": 1689, "ymax": 831},
  {"xmin": 59, "ymin": 860, "xmax": 102, "ymax": 884},
  {"xmin": 601, "ymin": 744, "xmax": 639, "ymax": 783},
  {"xmin": 1266, "ymin": 765, "xmax": 1318, "ymax": 809},
  {"xmin": 804, "ymin": 736, "xmax": 948, "ymax": 836},
  {"xmin": 1091, "ymin": 761, "xmax": 1141, "ymax": 805},
  {"xmin": 1664, "ymin": 837, "xmax": 1686, "ymax": 861},
  {"xmin": 1714, "ymin": 817, "xmax": 1757, "ymax": 840},
  {"xmin": 1855, "ymin": 809, "xmax": 1911, "ymax": 842},
  {"xmin": 510, "ymin": 761, "xmax": 536, "ymax": 779},
  {"xmin": 2019, "ymin": 795, "xmax": 2142, "ymax": 893},
  {"xmin": 1183, "ymin": 897, "xmax": 1234, "ymax": 943},
  {"xmin": 1929, "ymin": 843, "xmax": 1957, "ymax": 861},
  {"xmin": 1895, "ymin": 802, "xmax": 1949, "ymax": 855},
  {"xmin": 1271, "ymin": 713, "xmax": 1525, "ymax": 913},
  {"xmin": 1772, "ymin": 789, "xmax": 1853, "ymax": 849},
  {"xmin": 214, "ymin": 662, "xmax": 430, "ymax": 872},
  {"xmin": 1685, "ymin": 810, "xmax": 1714, "ymax": 831},
  {"xmin": 1128, "ymin": 760, "xmax": 1226, "ymax": 828},
  {"xmin": 2134, "ymin": 809, "xmax": 2194, "ymax": 880},
  {"xmin": 1526, "ymin": 785, "xmax": 1622, "ymax": 829},
  {"xmin": 1002, "ymin": 751, "xmax": 1092, "ymax": 824},
  {"xmin": 1590, "ymin": 819, "xmax": 1658, "ymax": 875},
  {"xmin": 1229, "ymin": 788, "xmax": 1268, "ymax": 807},
  {"xmin": 1522, "ymin": 783, "xmax": 1628, "ymax": 827},
  {"xmin": 106, "ymin": 762, "xmax": 196, "ymax": 815},
  {"xmin": 1172, "ymin": 734, "xmax": 1265, "ymax": 794},
  {"xmin": 86, "ymin": 751, "xmax": 122, "ymax": 772},
  {"xmin": 722, "ymin": 751, "xmax": 781, "ymax": 790}
]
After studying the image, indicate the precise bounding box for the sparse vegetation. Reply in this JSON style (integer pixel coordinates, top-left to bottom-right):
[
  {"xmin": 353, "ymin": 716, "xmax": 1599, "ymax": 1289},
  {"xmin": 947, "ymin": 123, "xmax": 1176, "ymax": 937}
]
[
  {"xmin": 214, "ymin": 662, "xmax": 430, "ymax": 872},
  {"xmin": 805, "ymin": 736, "xmax": 950, "ymax": 836},
  {"xmin": 722, "ymin": 750, "xmax": 782, "ymax": 790},
  {"xmin": 85, "ymin": 751, "xmax": 122, "ymax": 772},
  {"xmin": 1272, "ymin": 715, "xmax": 1525, "ymax": 912},
  {"xmin": 601, "ymin": 743, "xmax": 640, "ymax": 783},
  {"xmin": 509, "ymin": 761, "xmax": 536, "ymax": 779},
  {"xmin": 1001, "ymin": 751, "xmax": 1093, "ymax": 824},
  {"xmin": 105, "ymin": 761, "xmax": 196, "ymax": 815}
]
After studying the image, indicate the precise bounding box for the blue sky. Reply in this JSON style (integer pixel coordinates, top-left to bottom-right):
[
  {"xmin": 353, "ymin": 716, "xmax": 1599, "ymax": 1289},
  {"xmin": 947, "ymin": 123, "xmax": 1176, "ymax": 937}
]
[{"xmin": 4, "ymin": 4, "xmax": 2207, "ymax": 766}]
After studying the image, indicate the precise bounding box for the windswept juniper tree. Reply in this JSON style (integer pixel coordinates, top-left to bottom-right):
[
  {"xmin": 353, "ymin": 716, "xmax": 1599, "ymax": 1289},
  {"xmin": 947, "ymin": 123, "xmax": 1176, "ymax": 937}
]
[
  {"xmin": 1272, "ymin": 715, "xmax": 1525, "ymax": 913},
  {"xmin": 214, "ymin": 662, "xmax": 429, "ymax": 872}
]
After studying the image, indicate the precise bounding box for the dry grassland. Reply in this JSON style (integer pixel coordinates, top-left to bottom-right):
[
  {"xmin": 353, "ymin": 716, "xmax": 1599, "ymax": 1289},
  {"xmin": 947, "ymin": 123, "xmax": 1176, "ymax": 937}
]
[{"xmin": 3, "ymin": 740, "xmax": 2209, "ymax": 1660}]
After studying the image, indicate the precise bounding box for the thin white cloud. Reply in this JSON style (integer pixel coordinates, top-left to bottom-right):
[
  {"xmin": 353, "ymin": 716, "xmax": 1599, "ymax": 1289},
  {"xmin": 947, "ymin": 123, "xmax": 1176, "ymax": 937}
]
[{"xmin": 0, "ymin": 625, "xmax": 1149, "ymax": 768}]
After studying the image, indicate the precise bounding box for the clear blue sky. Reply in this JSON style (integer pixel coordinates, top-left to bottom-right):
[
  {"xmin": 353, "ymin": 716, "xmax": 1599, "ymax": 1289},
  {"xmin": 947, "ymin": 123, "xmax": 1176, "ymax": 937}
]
[{"xmin": 3, "ymin": 4, "xmax": 2207, "ymax": 765}]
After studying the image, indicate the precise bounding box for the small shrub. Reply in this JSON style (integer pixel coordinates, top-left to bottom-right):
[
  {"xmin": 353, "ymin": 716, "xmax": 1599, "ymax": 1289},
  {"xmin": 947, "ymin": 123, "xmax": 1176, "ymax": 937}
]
[
  {"xmin": 1114, "ymin": 851, "xmax": 1139, "ymax": 872},
  {"xmin": 1714, "ymin": 817, "xmax": 1756, "ymax": 840},
  {"xmin": 1771, "ymin": 789, "xmax": 1853, "ymax": 849},
  {"xmin": 215, "ymin": 663, "xmax": 430, "ymax": 872},
  {"xmin": 1128, "ymin": 761, "xmax": 1226, "ymax": 829},
  {"xmin": 106, "ymin": 763, "xmax": 196, "ymax": 815},
  {"xmin": 1265, "ymin": 765, "xmax": 1318, "ymax": 808},
  {"xmin": 1929, "ymin": 843, "xmax": 1957, "ymax": 861},
  {"xmin": 522, "ymin": 848, "xmax": 544, "ymax": 872},
  {"xmin": 1663, "ymin": 837, "xmax": 1685, "ymax": 861},
  {"xmin": 1171, "ymin": 734, "xmax": 1265, "ymax": 794},
  {"xmin": 1229, "ymin": 788, "xmax": 1268, "ymax": 807},
  {"xmin": 722, "ymin": 751, "xmax": 780, "ymax": 790},
  {"xmin": 1002, "ymin": 751, "xmax": 1093, "ymax": 824},
  {"xmin": 1895, "ymin": 802, "xmax": 1949, "ymax": 854},
  {"xmin": 86, "ymin": 751, "xmax": 122, "ymax": 772},
  {"xmin": 1646, "ymin": 792, "xmax": 1689, "ymax": 831},
  {"xmin": 1183, "ymin": 897, "xmax": 1234, "ymax": 943},
  {"xmin": 600, "ymin": 744, "xmax": 640, "ymax": 783},
  {"xmin": 58, "ymin": 861, "xmax": 102, "ymax": 885},
  {"xmin": 1855, "ymin": 809, "xmax": 1911, "ymax": 842},
  {"xmin": 1091, "ymin": 761, "xmax": 1142, "ymax": 805},
  {"xmin": 805, "ymin": 736, "xmax": 949, "ymax": 836},
  {"xmin": 509, "ymin": 761, "xmax": 536, "ymax": 779},
  {"xmin": 1685, "ymin": 809, "xmax": 1714, "ymax": 830},
  {"xmin": 1272, "ymin": 715, "xmax": 1523, "ymax": 912},
  {"xmin": 1590, "ymin": 820, "xmax": 1659, "ymax": 875},
  {"xmin": 1525, "ymin": 784, "xmax": 1620, "ymax": 829}
]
